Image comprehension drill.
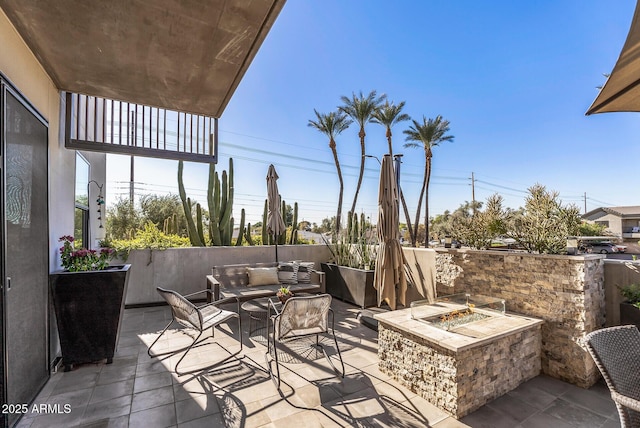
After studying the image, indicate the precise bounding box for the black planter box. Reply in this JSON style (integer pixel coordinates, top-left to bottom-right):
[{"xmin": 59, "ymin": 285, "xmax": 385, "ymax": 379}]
[
  {"xmin": 50, "ymin": 264, "xmax": 131, "ymax": 371},
  {"xmin": 620, "ymin": 302, "xmax": 640, "ymax": 329},
  {"xmin": 321, "ymin": 262, "xmax": 376, "ymax": 309}
]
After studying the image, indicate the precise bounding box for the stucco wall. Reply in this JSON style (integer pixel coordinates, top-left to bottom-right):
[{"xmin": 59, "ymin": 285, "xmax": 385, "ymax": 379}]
[
  {"xmin": 1, "ymin": 9, "xmax": 69, "ymax": 269},
  {"xmin": 123, "ymin": 244, "xmax": 332, "ymax": 305},
  {"xmin": 1, "ymin": 10, "xmax": 107, "ymax": 366},
  {"xmin": 433, "ymin": 248, "xmax": 605, "ymax": 388}
]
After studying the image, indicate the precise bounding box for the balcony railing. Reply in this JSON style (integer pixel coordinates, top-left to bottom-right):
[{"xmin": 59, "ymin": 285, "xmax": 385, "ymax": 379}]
[{"xmin": 64, "ymin": 93, "xmax": 218, "ymax": 163}]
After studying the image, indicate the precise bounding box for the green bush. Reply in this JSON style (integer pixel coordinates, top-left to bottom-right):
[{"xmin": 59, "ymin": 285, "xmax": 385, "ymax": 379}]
[
  {"xmin": 618, "ymin": 283, "xmax": 640, "ymax": 309},
  {"xmin": 578, "ymin": 221, "xmax": 606, "ymax": 236},
  {"xmin": 111, "ymin": 222, "xmax": 191, "ymax": 260}
]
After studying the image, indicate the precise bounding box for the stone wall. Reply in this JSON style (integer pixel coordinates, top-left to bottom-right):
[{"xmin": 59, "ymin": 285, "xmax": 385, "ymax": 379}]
[
  {"xmin": 378, "ymin": 322, "xmax": 542, "ymax": 418},
  {"xmin": 433, "ymin": 249, "xmax": 605, "ymax": 388}
]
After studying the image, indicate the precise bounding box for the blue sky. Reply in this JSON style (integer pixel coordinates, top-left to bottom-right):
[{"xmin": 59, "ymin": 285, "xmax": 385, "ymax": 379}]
[{"xmin": 107, "ymin": 0, "xmax": 640, "ymax": 227}]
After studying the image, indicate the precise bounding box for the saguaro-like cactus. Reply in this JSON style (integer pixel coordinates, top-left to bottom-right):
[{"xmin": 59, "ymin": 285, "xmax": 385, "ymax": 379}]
[
  {"xmin": 178, "ymin": 161, "xmax": 204, "ymax": 246},
  {"xmin": 261, "ymin": 197, "xmax": 300, "ymax": 245},
  {"xmin": 288, "ymin": 202, "xmax": 298, "ymax": 245},
  {"xmin": 178, "ymin": 158, "xmax": 236, "ymax": 246},
  {"xmin": 163, "ymin": 213, "xmax": 178, "ymax": 235},
  {"xmin": 278, "ymin": 200, "xmax": 287, "ymax": 245},
  {"xmin": 208, "ymin": 159, "xmax": 235, "ymax": 246},
  {"xmin": 262, "ymin": 199, "xmax": 269, "ymax": 244},
  {"xmin": 245, "ymin": 222, "xmax": 254, "ymax": 245},
  {"xmin": 235, "ymin": 209, "xmax": 245, "ymax": 246}
]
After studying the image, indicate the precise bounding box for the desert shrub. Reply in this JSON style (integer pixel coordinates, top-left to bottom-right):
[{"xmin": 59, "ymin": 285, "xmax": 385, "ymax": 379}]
[
  {"xmin": 453, "ymin": 194, "xmax": 507, "ymax": 249},
  {"xmin": 507, "ymin": 184, "xmax": 581, "ymax": 254},
  {"xmin": 451, "ymin": 185, "xmax": 581, "ymax": 255}
]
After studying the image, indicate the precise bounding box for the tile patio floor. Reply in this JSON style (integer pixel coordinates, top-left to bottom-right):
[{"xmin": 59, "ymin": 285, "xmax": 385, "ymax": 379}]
[{"xmin": 16, "ymin": 299, "xmax": 620, "ymax": 427}]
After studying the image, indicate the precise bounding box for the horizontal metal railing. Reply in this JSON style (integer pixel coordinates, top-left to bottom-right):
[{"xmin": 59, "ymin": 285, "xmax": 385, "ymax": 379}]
[{"xmin": 64, "ymin": 92, "xmax": 218, "ymax": 163}]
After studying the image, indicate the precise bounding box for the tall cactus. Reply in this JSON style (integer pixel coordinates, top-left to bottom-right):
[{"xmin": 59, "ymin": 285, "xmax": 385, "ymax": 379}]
[
  {"xmin": 209, "ymin": 169, "xmax": 221, "ymax": 245},
  {"xmin": 196, "ymin": 203, "xmax": 205, "ymax": 244},
  {"xmin": 178, "ymin": 158, "xmax": 236, "ymax": 247},
  {"xmin": 202, "ymin": 158, "xmax": 235, "ymax": 246},
  {"xmin": 171, "ymin": 213, "xmax": 178, "ymax": 234},
  {"xmin": 245, "ymin": 222, "xmax": 254, "ymax": 245},
  {"xmin": 178, "ymin": 160, "xmax": 204, "ymax": 246},
  {"xmin": 163, "ymin": 213, "xmax": 178, "ymax": 235},
  {"xmin": 278, "ymin": 199, "xmax": 287, "ymax": 245},
  {"xmin": 346, "ymin": 211, "xmax": 354, "ymax": 243},
  {"xmin": 353, "ymin": 213, "xmax": 360, "ymax": 244},
  {"xmin": 288, "ymin": 202, "xmax": 298, "ymax": 245},
  {"xmin": 235, "ymin": 209, "xmax": 246, "ymax": 246},
  {"xmin": 262, "ymin": 199, "xmax": 269, "ymax": 245}
]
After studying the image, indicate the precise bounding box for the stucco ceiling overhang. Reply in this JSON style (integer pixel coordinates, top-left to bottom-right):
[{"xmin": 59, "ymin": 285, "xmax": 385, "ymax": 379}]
[{"xmin": 0, "ymin": 0, "xmax": 285, "ymax": 117}]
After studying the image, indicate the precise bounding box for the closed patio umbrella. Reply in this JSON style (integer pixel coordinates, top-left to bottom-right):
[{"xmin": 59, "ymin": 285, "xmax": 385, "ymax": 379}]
[
  {"xmin": 587, "ymin": 1, "xmax": 640, "ymax": 114},
  {"xmin": 374, "ymin": 154, "xmax": 407, "ymax": 310},
  {"xmin": 266, "ymin": 164, "xmax": 286, "ymax": 261}
]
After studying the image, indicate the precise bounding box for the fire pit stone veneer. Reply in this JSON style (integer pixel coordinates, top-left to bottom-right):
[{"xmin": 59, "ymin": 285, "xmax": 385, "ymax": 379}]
[
  {"xmin": 375, "ymin": 305, "xmax": 543, "ymax": 418},
  {"xmin": 433, "ymin": 249, "xmax": 605, "ymax": 388}
]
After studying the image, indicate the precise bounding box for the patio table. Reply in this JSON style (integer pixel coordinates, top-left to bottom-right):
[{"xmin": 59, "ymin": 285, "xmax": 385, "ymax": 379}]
[{"xmin": 241, "ymin": 296, "xmax": 276, "ymax": 338}]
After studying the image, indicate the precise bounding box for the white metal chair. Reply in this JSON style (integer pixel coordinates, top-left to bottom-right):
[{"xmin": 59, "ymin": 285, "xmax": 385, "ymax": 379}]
[
  {"xmin": 148, "ymin": 287, "xmax": 242, "ymax": 375},
  {"xmin": 265, "ymin": 294, "xmax": 344, "ymax": 389},
  {"xmin": 585, "ymin": 325, "xmax": 640, "ymax": 427}
]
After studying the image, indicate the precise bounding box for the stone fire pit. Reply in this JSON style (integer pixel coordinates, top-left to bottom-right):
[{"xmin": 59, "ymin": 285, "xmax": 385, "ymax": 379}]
[{"xmin": 375, "ymin": 294, "xmax": 543, "ymax": 418}]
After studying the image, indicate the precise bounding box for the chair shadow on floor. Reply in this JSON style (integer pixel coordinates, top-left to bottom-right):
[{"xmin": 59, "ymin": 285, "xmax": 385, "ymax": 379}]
[
  {"xmin": 260, "ymin": 359, "xmax": 435, "ymax": 428},
  {"xmin": 314, "ymin": 371, "xmax": 434, "ymax": 427},
  {"xmin": 179, "ymin": 355, "xmax": 297, "ymax": 428}
]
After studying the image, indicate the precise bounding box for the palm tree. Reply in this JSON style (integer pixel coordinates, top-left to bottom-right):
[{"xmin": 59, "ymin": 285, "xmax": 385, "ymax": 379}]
[
  {"xmin": 339, "ymin": 90, "xmax": 386, "ymax": 216},
  {"xmin": 308, "ymin": 109, "xmax": 352, "ymax": 232},
  {"xmin": 403, "ymin": 115, "xmax": 454, "ymax": 246},
  {"xmin": 371, "ymin": 100, "xmax": 415, "ymax": 245},
  {"xmin": 371, "ymin": 100, "xmax": 410, "ymax": 155}
]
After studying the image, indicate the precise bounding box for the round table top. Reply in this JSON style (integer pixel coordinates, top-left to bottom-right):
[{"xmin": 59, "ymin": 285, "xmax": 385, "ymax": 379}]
[{"xmin": 241, "ymin": 296, "xmax": 276, "ymax": 313}]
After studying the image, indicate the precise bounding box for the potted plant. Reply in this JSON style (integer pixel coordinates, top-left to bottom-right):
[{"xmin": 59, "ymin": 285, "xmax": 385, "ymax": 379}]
[
  {"xmin": 276, "ymin": 286, "xmax": 294, "ymax": 303},
  {"xmin": 321, "ymin": 213, "xmax": 378, "ymax": 309},
  {"xmin": 618, "ymin": 283, "xmax": 640, "ymax": 328},
  {"xmin": 50, "ymin": 236, "xmax": 131, "ymax": 371}
]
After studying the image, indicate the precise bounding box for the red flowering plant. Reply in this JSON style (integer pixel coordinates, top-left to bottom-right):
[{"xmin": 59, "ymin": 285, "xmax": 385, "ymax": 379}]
[{"xmin": 59, "ymin": 236, "xmax": 114, "ymax": 272}]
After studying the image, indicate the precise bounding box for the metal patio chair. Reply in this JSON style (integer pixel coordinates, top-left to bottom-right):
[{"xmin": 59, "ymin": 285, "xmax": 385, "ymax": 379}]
[
  {"xmin": 265, "ymin": 294, "xmax": 344, "ymax": 389},
  {"xmin": 148, "ymin": 287, "xmax": 242, "ymax": 375},
  {"xmin": 585, "ymin": 325, "xmax": 640, "ymax": 428}
]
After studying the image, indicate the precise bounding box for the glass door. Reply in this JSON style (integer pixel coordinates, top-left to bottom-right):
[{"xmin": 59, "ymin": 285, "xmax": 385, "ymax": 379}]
[{"xmin": 2, "ymin": 83, "xmax": 49, "ymax": 427}]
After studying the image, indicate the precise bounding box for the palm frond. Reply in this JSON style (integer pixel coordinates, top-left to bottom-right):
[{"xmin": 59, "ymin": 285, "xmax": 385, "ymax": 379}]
[
  {"xmin": 371, "ymin": 100, "xmax": 410, "ymax": 128},
  {"xmin": 402, "ymin": 115, "xmax": 454, "ymax": 149},
  {"xmin": 308, "ymin": 109, "xmax": 352, "ymax": 138},
  {"xmin": 339, "ymin": 90, "xmax": 386, "ymax": 127}
]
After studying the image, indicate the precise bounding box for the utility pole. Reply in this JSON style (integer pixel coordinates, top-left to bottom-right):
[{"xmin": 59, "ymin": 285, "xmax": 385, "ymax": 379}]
[
  {"xmin": 129, "ymin": 110, "xmax": 135, "ymax": 206},
  {"xmin": 584, "ymin": 192, "xmax": 587, "ymax": 214},
  {"xmin": 470, "ymin": 172, "xmax": 476, "ymax": 214},
  {"xmin": 129, "ymin": 155, "xmax": 135, "ymax": 206}
]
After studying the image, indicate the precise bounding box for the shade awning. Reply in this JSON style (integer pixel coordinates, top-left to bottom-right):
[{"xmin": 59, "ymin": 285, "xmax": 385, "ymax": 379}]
[
  {"xmin": 587, "ymin": 1, "xmax": 640, "ymax": 114},
  {"xmin": 0, "ymin": 0, "xmax": 285, "ymax": 118}
]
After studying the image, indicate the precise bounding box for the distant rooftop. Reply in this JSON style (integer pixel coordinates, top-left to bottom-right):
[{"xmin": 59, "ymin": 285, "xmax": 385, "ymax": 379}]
[{"xmin": 583, "ymin": 206, "xmax": 640, "ymax": 218}]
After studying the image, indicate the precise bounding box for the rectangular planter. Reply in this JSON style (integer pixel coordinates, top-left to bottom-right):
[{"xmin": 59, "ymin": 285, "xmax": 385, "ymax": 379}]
[
  {"xmin": 321, "ymin": 262, "xmax": 376, "ymax": 308},
  {"xmin": 620, "ymin": 302, "xmax": 640, "ymax": 329},
  {"xmin": 50, "ymin": 264, "xmax": 131, "ymax": 371}
]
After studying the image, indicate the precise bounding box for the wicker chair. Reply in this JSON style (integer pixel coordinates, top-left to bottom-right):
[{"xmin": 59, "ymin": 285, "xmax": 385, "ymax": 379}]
[
  {"xmin": 265, "ymin": 294, "xmax": 344, "ymax": 389},
  {"xmin": 585, "ymin": 325, "xmax": 640, "ymax": 427},
  {"xmin": 148, "ymin": 287, "xmax": 242, "ymax": 375}
]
